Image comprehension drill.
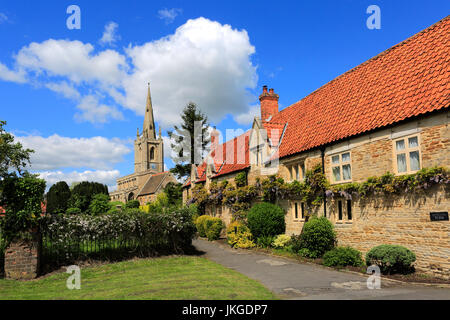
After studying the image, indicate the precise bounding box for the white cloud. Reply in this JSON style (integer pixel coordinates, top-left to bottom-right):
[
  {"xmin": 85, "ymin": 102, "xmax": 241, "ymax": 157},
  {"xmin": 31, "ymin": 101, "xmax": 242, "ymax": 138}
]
[
  {"xmin": 16, "ymin": 134, "xmax": 131, "ymax": 170},
  {"xmin": 37, "ymin": 170, "xmax": 121, "ymax": 191},
  {"xmin": 122, "ymin": 17, "xmax": 257, "ymax": 127},
  {"xmin": 158, "ymin": 8, "xmax": 182, "ymax": 24},
  {"xmin": 234, "ymin": 105, "xmax": 259, "ymax": 125},
  {"xmin": 74, "ymin": 95, "xmax": 123, "ymax": 124},
  {"xmin": 0, "ymin": 18, "xmax": 258, "ymax": 127},
  {"xmin": 45, "ymin": 81, "xmax": 80, "ymax": 100},
  {"xmin": 99, "ymin": 22, "xmax": 120, "ymax": 46},
  {"xmin": 0, "ymin": 63, "xmax": 26, "ymax": 83},
  {"xmin": 15, "ymin": 39, "xmax": 127, "ymax": 85},
  {"xmin": 0, "ymin": 13, "xmax": 8, "ymax": 24}
]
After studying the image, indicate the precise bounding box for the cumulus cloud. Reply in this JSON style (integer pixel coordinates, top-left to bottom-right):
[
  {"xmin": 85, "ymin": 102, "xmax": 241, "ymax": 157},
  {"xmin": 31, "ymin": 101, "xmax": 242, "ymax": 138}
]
[
  {"xmin": 0, "ymin": 18, "xmax": 258, "ymax": 127},
  {"xmin": 0, "ymin": 63, "xmax": 26, "ymax": 83},
  {"xmin": 158, "ymin": 8, "xmax": 182, "ymax": 24},
  {"xmin": 74, "ymin": 95, "xmax": 124, "ymax": 124},
  {"xmin": 99, "ymin": 22, "xmax": 120, "ymax": 46},
  {"xmin": 15, "ymin": 134, "xmax": 131, "ymax": 171},
  {"xmin": 37, "ymin": 170, "xmax": 121, "ymax": 191},
  {"xmin": 122, "ymin": 17, "xmax": 257, "ymax": 126},
  {"xmin": 15, "ymin": 39, "xmax": 127, "ymax": 85},
  {"xmin": 234, "ymin": 105, "xmax": 259, "ymax": 125},
  {"xmin": 45, "ymin": 81, "xmax": 80, "ymax": 100}
]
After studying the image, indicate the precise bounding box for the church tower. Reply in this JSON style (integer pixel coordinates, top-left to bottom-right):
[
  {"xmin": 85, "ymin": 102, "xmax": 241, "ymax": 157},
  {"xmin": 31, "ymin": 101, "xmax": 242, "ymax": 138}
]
[{"xmin": 134, "ymin": 83, "xmax": 164, "ymax": 174}]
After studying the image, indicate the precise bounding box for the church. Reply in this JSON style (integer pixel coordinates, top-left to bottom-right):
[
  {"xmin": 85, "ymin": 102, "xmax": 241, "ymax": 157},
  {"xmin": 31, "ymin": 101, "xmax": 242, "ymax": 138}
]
[{"xmin": 110, "ymin": 84, "xmax": 177, "ymax": 205}]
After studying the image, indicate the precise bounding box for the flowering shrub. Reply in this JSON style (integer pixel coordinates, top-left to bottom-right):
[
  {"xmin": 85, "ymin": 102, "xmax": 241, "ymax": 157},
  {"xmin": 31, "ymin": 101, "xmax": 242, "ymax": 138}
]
[{"xmin": 40, "ymin": 206, "xmax": 196, "ymax": 262}]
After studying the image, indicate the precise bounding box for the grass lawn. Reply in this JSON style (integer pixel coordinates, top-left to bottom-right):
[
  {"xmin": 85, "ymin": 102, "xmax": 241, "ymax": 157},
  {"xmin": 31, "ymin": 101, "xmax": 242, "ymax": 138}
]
[{"xmin": 0, "ymin": 256, "xmax": 277, "ymax": 300}]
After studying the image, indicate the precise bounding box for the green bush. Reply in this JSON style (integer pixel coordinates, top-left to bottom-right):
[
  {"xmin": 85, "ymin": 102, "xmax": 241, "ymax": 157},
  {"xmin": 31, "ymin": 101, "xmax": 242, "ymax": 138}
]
[
  {"xmin": 365, "ymin": 244, "xmax": 416, "ymax": 274},
  {"xmin": 195, "ymin": 215, "xmax": 211, "ymax": 237},
  {"xmin": 247, "ymin": 202, "xmax": 285, "ymax": 239},
  {"xmin": 89, "ymin": 193, "xmax": 112, "ymax": 215},
  {"xmin": 298, "ymin": 248, "xmax": 314, "ymax": 258},
  {"xmin": 125, "ymin": 200, "xmax": 140, "ymax": 209},
  {"xmin": 256, "ymin": 235, "xmax": 275, "ymax": 248},
  {"xmin": 0, "ymin": 175, "xmax": 46, "ymax": 242},
  {"xmin": 299, "ymin": 217, "xmax": 336, "ymax": 258},
  {"xmin": 66, "ymin": 207, "xmax": 82, "ymax": 215},
  {"xmin": 204, "ymin": 217, "xmax": 225, "ymax": 241},
  {"xmin": 323, "ymin": 247, "xmax": 364, "ymax": 267},
  {"xmin": 287, "ymin": 234, "xmax": 302, "ymax": 253}
]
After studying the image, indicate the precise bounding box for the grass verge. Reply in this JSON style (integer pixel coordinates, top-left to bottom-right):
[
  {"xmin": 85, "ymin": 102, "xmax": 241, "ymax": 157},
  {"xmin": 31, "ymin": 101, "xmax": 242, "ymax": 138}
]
[{"xmin": 0, "ymin": 256, "xmax": 277, "ymax": 300}]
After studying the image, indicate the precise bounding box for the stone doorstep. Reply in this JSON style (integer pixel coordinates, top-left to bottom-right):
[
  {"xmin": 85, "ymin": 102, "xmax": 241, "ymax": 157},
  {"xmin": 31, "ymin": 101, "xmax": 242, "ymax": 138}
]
[{"xmin": 207, "ymin": 239, "xmax": 450, "ymax": 289}]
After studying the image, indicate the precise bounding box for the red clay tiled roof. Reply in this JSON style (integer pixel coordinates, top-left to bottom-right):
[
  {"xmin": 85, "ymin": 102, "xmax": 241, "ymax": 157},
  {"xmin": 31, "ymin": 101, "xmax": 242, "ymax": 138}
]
[{"xmin": 272, "ymin": 16, "xmax": 449, "ymax": 158}]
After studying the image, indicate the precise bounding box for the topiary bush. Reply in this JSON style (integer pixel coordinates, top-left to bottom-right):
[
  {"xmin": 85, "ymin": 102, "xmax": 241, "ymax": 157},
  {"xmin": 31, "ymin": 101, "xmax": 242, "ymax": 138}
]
[
  {"xmin": 299, "ymin": 217, "xmax": 336, "ymax": 258},
  {"xmin": 195, "ymin": 215, "xmax": 211, "ymax": 237},
  {"xmin": 323, "ymin": 247, "xmax": 364, "ymax": 267},
  {"xmin": 227, "ymin": 221, "xmax": 255, "ymax": 249},
  {"xmin": 204, "ymin": 217, "xmax": 225, "ymax": 241},
  {"xmin": 247, "ymin": 202, "xmax": 285, "ymax": 239},
  {"xmin": 365, "ymin": 244, "xmax": 416, "ymax": 274}
]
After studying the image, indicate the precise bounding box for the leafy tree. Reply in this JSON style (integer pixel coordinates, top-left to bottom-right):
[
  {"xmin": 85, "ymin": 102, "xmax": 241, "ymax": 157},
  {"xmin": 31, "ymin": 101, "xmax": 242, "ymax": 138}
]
[
  {"xmin": 163, "ymin": 182, "xmax": 183, "ymax": 206},
  {"xmin": 0, "ymin": 120, "xmax": 34, "ymax": 181},
  {"xmin": 168, "ymin": 102, "xmax": 210, "ymax": 180},
  {"xmin": 89, "ymin": 193, "xmax": 112, "ymax": 215},
  {"xmin": 46, "ymin": 181, "xmax": 71, "ymax": 214},
  {"xmin": 68, "ymin": 181, "xmax": 109, "ymax": 213}
]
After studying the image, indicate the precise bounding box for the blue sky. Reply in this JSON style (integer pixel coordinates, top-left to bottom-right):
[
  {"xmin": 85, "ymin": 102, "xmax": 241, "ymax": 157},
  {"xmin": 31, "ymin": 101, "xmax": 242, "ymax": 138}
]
[{"xmin": 0, "ymin": 0, "xmax": 448, "ymax": 190}]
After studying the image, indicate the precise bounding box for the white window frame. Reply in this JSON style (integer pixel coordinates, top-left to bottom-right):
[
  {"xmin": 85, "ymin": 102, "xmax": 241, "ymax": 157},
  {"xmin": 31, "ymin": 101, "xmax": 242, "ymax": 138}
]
[
  {"xmin": 331, "ymin": 152, "xmax": 352, "ymax": 183},
  {"xmin": 393, "ymin": 135, "xmax": 421, "ymax": 174}
]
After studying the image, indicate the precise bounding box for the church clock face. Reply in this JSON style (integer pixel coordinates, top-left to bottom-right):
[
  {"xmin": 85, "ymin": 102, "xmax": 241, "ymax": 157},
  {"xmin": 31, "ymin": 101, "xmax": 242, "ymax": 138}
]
[{"xmin": 151, "ymin": 164, "xmax": 157, "ymax": 169}]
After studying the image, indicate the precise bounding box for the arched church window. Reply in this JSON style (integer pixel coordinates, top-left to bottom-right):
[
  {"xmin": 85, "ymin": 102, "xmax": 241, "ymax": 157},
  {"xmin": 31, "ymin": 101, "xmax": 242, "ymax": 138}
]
[{"xmin": 150, "ymin": 147, "xmax": 155, "ymax": 160}]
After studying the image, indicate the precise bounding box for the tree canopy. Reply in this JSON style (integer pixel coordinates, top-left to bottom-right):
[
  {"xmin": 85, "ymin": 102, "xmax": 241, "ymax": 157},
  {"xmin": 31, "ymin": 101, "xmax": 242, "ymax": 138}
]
[
  {"xmin": 46, "ymin": 181, "xmax": 71, "ymax": 214},
  {"xmin": 0, "ymin": 120, "xmax": 33, "ymax": 180}
]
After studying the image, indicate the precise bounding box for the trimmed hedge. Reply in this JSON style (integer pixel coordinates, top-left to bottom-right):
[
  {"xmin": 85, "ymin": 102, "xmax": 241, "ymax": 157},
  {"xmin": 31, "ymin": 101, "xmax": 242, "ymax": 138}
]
[
  {"xmin": 195, "ymin": 215, "xmax": 210, "ymax": 237},
  {"xmin": 247, "ymin": 202, "xmax": 285, "ymax": 239},
  {"xmin": 323, "ymin": 247, "xmax": 364, "ymax": 267},
  {"xmin": 204, "ymin": 217, "xmax": 225, "ymax": 241},
  {"xmin": 195, "ymin": 215, "xmax": 225, "ymax": 241},
  {"xmin": 299, "ymin": 217, "xmax": 336, "ymax": 258},
  {"xmin": 365, "ymin": 244, "xmax": 416, "ymax": 274}
]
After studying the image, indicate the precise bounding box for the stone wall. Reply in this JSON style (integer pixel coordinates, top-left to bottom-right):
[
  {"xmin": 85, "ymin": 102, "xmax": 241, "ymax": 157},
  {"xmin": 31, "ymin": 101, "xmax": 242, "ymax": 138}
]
[
  {"xmin": 4, "ymin": 235, "xmax": 41, "ymax": 280},
  {"xmin": 283, "ymin": 185, "xmax": 450, "ymax": 279}
]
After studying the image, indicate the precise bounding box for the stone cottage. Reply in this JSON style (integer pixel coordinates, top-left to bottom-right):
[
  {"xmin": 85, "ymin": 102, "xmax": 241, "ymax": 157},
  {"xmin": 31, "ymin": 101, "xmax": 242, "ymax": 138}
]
[{"xmin": 182, "ymin": 17, "xmax": 450, "ymax": 278}]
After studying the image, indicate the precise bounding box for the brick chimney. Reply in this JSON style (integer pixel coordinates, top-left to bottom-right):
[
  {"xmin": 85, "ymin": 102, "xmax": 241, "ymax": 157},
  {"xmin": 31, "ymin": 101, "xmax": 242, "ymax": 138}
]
[{"xmin": 259, "ymin": 85, "xmax": 279, "ymax": 121}]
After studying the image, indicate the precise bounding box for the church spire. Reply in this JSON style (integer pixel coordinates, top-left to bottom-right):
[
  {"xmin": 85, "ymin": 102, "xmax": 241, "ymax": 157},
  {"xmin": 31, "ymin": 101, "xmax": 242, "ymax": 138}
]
[{"xmin": 143, "ymin": 82, "xmax": 156, "ymax": 139}]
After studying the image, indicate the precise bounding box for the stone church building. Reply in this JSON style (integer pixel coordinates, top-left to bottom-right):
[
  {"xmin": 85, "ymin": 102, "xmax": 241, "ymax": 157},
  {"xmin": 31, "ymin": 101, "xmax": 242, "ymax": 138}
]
[{"xmin": 110, "ymin": 84, "xmax": 177, "ymax": 205}]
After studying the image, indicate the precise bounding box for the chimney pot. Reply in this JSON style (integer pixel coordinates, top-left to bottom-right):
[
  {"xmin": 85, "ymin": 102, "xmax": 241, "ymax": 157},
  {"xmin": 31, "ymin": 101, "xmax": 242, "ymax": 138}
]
[{"xmin": 259, "ymin": 86, "xmax": 279, "ymax": 121}]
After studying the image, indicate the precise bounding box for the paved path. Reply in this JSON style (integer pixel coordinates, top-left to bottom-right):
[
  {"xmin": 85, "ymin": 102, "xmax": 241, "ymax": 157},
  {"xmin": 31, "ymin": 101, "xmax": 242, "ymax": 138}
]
[{"xmin": 193, "ymin": 239, "xmax": 450, "ymax": 300}]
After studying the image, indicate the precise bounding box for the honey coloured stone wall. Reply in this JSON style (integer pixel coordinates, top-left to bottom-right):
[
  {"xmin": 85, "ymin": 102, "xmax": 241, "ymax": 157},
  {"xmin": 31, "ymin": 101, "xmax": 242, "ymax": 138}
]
[{"xmin": 331, "ymin": 185, "xmax": 449, "ymax": 279}]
